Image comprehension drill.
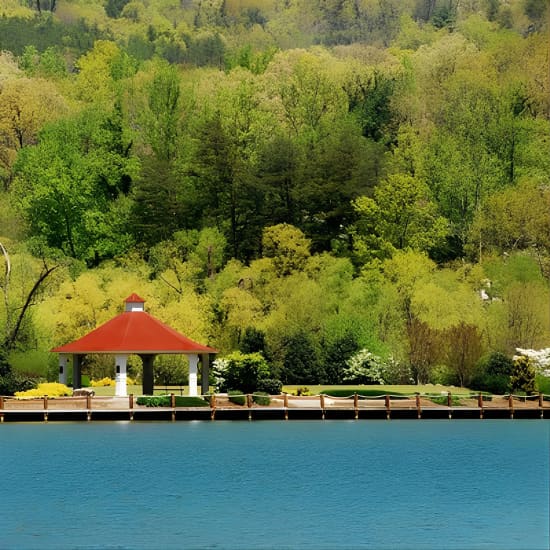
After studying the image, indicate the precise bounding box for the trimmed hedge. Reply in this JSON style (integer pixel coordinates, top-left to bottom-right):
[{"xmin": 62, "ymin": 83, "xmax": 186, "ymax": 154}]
[
  {"xmin": 228, "ymin": 390, "xmax": 246, "ymax": 406},
  {"xmin": 136, "ymin": 395, "xmax": 210, "ymax": 407},
  {"xmin": 252, "ymin": 392, "xmax": 270, "ymax": 406}
]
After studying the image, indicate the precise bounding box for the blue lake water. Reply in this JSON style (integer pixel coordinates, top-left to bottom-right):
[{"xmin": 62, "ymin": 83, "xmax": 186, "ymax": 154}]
[{"xmin": 0, "ymin": 420, "xmax": 548, "ymax": 550}]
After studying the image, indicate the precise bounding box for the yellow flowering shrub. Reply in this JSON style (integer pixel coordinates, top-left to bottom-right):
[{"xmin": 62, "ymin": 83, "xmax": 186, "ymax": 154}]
[
  {"xmin": 15, "ymin": 383, "xmax": 72, "ymax": 398},
  {"xmin": 91, "ymin": 377, "xmax": 115, "ymax": 387},
  {"xmin": 126, "ymin": 376, "xmax": 138, "ymax": 385}
]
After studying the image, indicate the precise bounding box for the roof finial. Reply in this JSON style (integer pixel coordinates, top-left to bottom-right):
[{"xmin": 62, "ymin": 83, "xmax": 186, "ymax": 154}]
[{"xmin": 124, "ymin": 293, "xmax": 145, "ymax": 312}]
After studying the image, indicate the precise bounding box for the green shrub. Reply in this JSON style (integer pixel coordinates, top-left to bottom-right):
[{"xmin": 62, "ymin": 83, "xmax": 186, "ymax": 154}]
[
  {"xmin": 252, "ymin": 392, "xmax": 270, "ymax": 406},
  {"xmin": 136, "ymin": 395, "xmax": 170, "ymax": 407},
  {"xmin": 136, "ymin": 395, "xmax": 210, "ymax": 407},
  {"xmin": 213, "ymin": 352, "xmax": 271, "ymax": 393},
  {"xmin": 228, "ymin": 390, "xmax": 246, "ymax": 406},
  {"xmin": 427, "ymin": 394, "xmax": 462, "ymax": 406},
  {"xmin": 174, "ymin": 396, "xmax": 209, "ymax": 407},
  {"xmin": 0, "ymin": 373, "xmax": 37, "ymax": 396},
  {"xmin": 471, "ymin": 352, "xmax": 513, "ymax": 394},
  {"xmin": 257, "ymin": 378, "xmax": 282, "ymax": 395},
  {"xmin": 536, "ymin": 375, "xmax": 550, "ymax": 394}
]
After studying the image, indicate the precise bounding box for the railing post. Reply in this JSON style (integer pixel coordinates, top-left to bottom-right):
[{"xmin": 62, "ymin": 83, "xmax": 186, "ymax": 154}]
[
  {"xmin": 478, "ymin": 393, "xmax": 484, "ymax": 419},
  {"xmin": 171, "ymin": 393, "xmax": 176, "ymax": 422},
  {"xmin": 509, "ymin": 394, "xmax": 514, "ymax": 419},
  {"xmin": 320, "ymin": 394, "xmax": 325, "ymax": 420},
  {"xmin": 354, "ymin": 392, "xmax": 359, "ymax": 420},
  {"xmin": 415, "ymin": 393, "xmax": 421, "ymax": 419},
  {"xmin": 210, "ymin": 393, "xmax": 216, "ymax": 421},
  {"xmin": 86, "ymin": 393, "xmax": 92, "ymax": 421},
  {"xmin": 129, "ymin": 394, "xmax": 134, "ymax": 421},
  {"xmin": 539, "ymin": 392, "xmax": 544, "ymax": 419},
  {"xmin": 447, "ymin": 392, "xmax": 452, "ymax": 419},
  {"xmin": 247, "ymin": 394, "xmax": 252, "ymax": 421},
  {"xmin": 43, "ymin": 395, "xmax": 48, "ymax": 422},
  {"xmin": 283, "ymin": 393, "xmax": 288, "ymax": 420},
  {"xmin": 0, "ymin": 395, "xmax": 4, "ymax": 423},
  {"xmin": 385, "ymin": 394, "xmax": 391, "ymax": 420}
]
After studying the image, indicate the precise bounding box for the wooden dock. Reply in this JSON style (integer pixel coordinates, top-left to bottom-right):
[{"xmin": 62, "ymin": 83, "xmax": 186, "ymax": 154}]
[{"xmin": 0, "ymin": 393, "xmax": 548, "ymax": 422}]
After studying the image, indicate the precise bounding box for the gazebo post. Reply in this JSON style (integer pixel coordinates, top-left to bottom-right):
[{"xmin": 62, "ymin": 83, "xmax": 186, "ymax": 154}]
[
  {"xmin": 141, "ymin": 354, "xmax": 155, "ymax": 396},
  {"xmin": 115, "ymin": 354, "xmax": 128, "ymax": 397},
  {"xmin": 58, "ymin": 354, "xmax": 69, "ymax": 385},
  {"xmin": 188, "ymin": 354, "xmax": 199, "ymax": 396},
  {"xmin": 201, "ymin": 353, "xmax": 210, "ymax": 396}
]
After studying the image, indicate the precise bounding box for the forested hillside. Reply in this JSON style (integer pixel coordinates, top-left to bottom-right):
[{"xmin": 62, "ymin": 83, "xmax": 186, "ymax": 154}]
[{"xmin": 1, "ymin": 0, "xmax": 550, "ymax": 391}]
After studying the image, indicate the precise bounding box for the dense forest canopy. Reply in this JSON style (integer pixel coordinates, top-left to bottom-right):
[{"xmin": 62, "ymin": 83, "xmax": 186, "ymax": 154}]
[{"xmin": 1, "ymin": 0, "xmax": 550, "ymax": 390}]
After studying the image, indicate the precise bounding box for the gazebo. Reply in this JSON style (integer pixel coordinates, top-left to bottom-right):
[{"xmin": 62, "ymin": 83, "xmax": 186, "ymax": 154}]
[{"xmin": 51, "ymin": 294, "xmax": 217, "ymax": 397}]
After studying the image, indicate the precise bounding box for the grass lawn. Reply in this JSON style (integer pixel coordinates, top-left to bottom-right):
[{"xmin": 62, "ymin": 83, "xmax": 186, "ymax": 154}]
[
  {"xmin": 89, "ymin": 385, "xmax": 189, "ymax": 397},
  {"xmin": 283, "ymin": 384, "xmax": 474, "ymax": 396},
  {"xmin": 88, "ymin": 384, "xmax": 475, "ymax": 397}
]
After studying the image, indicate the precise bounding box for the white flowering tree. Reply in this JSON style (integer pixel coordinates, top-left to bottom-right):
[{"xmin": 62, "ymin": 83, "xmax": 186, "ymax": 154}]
[
  {"xmin": 343, "ymin": 349, "xmax": 386, "ymax": 384},
  {"xmin": 515, "ymin": 348, "xmax": 550, "ymax": 377},
  {"xmin": 211, "ymin": 357, "xmax": 230, "ymax": 392}
]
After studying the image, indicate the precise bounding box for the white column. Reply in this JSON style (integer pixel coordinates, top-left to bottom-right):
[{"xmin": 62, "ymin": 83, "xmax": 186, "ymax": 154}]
[
  {"xmin": 188, "ymin": 354, "xmax": 199, "ymax": 396},
  {"xmin": 58, "ymin": 354, "xmax": 69, "ymax": 385},
  {"xmin": 115, "ymin": 354, "xmax": 128, "ymax": 397}
]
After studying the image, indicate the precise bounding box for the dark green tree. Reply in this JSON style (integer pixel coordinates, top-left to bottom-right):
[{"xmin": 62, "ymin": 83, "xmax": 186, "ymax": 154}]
[
  {"xmin": 105, "ymin": 0, "xmax": 130, "ymax": 18},
  {"xmin": 278, "ymin": 330, "xmax": 325, "ymax": 385}
]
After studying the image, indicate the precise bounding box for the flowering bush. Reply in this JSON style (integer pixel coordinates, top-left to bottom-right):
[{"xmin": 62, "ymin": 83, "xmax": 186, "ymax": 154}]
[
  {"xmin": 15, "ymin": 382, "xmax": 72, "ymax": 398},
  {"xmin": 91, "ymin": 377, "xmax": 115, "ymax": 387},
  {"xmin": 343, "ymin": 350, "xmax": 387, "ymax": 384}
]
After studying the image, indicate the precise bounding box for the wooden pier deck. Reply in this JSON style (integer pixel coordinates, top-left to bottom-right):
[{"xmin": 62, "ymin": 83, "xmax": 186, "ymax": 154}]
[{"xmin": 0, "ymin": 393, "xmax": 548, "ymax": 422}]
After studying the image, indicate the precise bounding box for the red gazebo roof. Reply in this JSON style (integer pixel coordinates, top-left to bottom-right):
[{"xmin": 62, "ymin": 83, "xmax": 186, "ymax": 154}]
[{"xmin": 51, "ymin": 296, "xmax": 217, "ymax": 355}]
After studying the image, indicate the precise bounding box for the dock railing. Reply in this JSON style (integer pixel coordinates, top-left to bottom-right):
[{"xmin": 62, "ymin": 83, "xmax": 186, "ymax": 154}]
[{"xmin": 1, "ymin": 391, "xmax": 549, "ymax": 422}]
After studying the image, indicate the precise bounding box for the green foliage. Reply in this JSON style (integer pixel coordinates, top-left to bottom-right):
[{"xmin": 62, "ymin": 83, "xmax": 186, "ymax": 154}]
[
  {"xmin": 213, "ymin": 352, "xmax": 272, "ymax": 394},
  {"xmin": 262, "ymin": 224, "xmax": 311, "ymax": 277},
  {"xmin": 136, "ymin": 395, "xmax": 209, "ymax": 407},
  {"xmin": 471, "ymin": 352, "xmax": 514, "ymax": 394},
  {"xmin": 136, "ymin": 395, "xmax": 168, "ymax": 407},
  {"xmin": 3, "ymin": 0, "xmax": 550, "ymax": 390},
  {"xmin": 239, "ymin": 327, "xmax": 267, "ymax": 354},
  {"xmin": 252, "ymin": 392, "xmax": 270, "ymax": 405},
  {"xmin": 0, "ymin": 373, "xmax": 37, "ymax": 396},
  {"xmin": 105, "ymin": 0, "xmax": 131, "ymax": 18},
  {"xmin": 256, "ymin": 378, "xmax": 282, "ymax": 395},
  {"xmin": 0, "ymin": 16, "xmax": 105, "ymax": 57},
  {"xmin": 321, "ymin": 327, "xmax": 361, "ymax": 384},
  {"xmin": 153, "ymin": 355, "xmax": 188, "ymax": 386},
  {"xmin": 510, "ymin": 355, "xmax": 537, "ymax": 394},
  {"xmin": 536, "ymin": 375, "xmax": 550, "ymax": 395},
  {"xmin": 276, "ymin": 330, "xmax": 325, "ymax": 385},
  {"xmin": 227, "ymin": 390, "xmax": 246, "ymax": 406},
  {"xmin": 14, "ymin": 108, "xmax": 138, "ymax": 264}
]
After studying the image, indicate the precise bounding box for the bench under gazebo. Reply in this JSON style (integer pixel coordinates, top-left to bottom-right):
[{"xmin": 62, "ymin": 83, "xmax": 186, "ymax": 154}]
[{"xmin": 51, "ymin": 294, "xmax": 217, "ymax": 397}]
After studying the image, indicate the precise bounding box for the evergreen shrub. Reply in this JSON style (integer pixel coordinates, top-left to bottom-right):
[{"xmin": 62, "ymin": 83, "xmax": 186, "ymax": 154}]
[
  {"xmin": 256, "ymin": 378, "xmax": 282, "ymax": 395},
  {"xmin": 252, "ymin": 392, "xmax": 270, "ymax": 406},
  {"xmin": 228, "ymin": 390, "xmax": 246, "ymax": 406}
]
